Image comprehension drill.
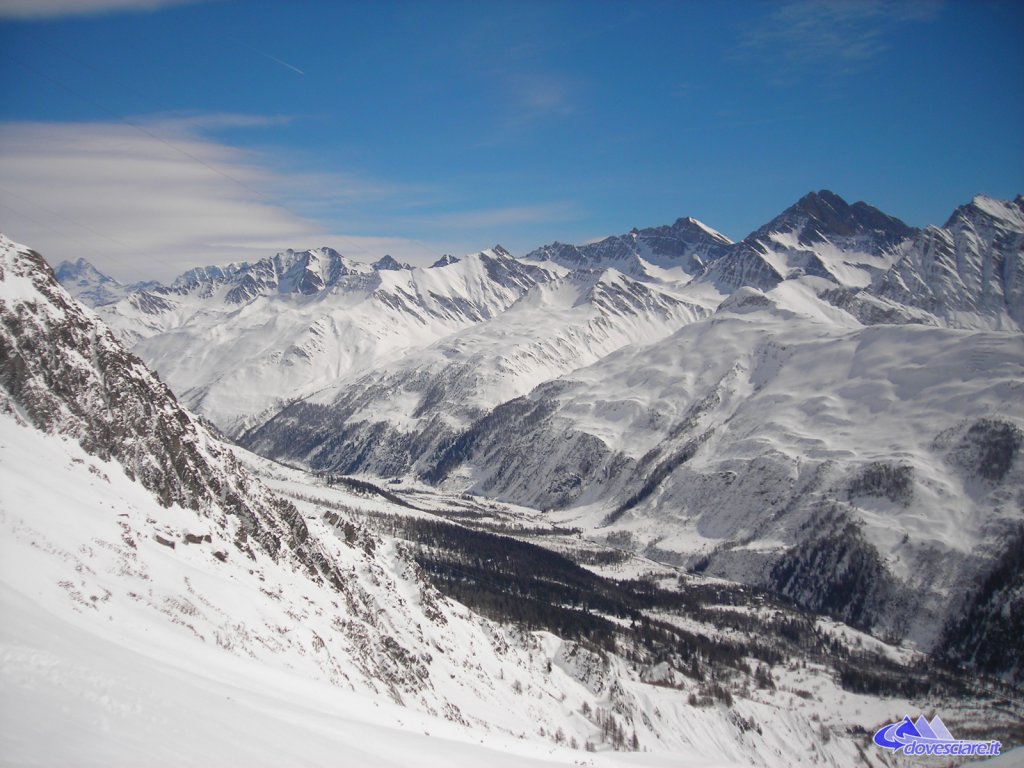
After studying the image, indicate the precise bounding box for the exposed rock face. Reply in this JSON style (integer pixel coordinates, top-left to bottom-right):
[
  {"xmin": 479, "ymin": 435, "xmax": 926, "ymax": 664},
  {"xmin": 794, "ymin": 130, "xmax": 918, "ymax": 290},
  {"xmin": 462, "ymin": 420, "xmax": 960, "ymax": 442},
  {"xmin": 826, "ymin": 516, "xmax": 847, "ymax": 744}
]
[
  {"xmin": 750, "ymin": 190, "xmax": 918, "ymax": 252},
  {"xmin": 869, "ymin": 196, "xmax": 1024, "ymax": 329},
  {"xmin": 0, "ymin": 235, "xmax": 331, "ymax": 575}
]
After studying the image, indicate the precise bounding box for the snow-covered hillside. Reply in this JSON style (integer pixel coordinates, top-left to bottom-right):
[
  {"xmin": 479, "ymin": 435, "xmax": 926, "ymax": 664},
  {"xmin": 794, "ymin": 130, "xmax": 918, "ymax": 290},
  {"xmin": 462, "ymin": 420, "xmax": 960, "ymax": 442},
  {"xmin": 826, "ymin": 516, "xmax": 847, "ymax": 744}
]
[
  {"xmin": 242, "ymin": 267, "xmax": 710, "ymax": 476},
  {"xmin": 14, "ymin": 232, "xmax": 1021, "ymax": 765},
  {"xmin": 233, "ymin": 193, "xmax": 1024, "ymax": 678},
  {"xmin": 49, "ymin": 191, "xmax": 1024, "ymax": 680},
  {"xmin": 433, "ymin": 295, "xmax": 1023, "ymax": 644},
  {"xmin": 95, "ymin": 246, "xmax": 563, "ymax": 434},
  {"xmin": 9, "ymin": 401, "xmax": 1017, "ymax": 767}
]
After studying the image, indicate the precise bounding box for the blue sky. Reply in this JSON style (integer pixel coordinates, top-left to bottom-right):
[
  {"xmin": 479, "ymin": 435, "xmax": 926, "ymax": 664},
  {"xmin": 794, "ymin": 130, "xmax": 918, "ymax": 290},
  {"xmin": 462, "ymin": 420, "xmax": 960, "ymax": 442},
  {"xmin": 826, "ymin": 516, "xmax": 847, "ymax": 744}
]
[{"xmin": 0, "ymin": 0, "xmax": 1021, "ymax": 281}]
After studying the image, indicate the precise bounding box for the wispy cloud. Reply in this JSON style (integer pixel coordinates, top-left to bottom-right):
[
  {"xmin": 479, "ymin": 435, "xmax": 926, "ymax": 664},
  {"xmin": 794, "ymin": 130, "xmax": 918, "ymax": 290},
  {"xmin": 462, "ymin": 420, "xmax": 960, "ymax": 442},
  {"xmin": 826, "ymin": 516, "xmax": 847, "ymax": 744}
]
[
  {"xmin": 0, "ymin": 119, "xmax": 436, "ymax": 281},
  {"xmin": 507, "ymin": 73, "xmax": 577, "ymax": 120},
  {"xmin": 132, "ymin": 112, "xmax": 298, "ymax": 133},
  {"xmin": 0, "ymin": 0, "xmax": 210, "ymax": 19},
  {"xmin": 452, "ymin": 11, "xmax": 580, "ymax": 145},
  {"xmin": 409, "ymin": 202, "xmax": 583, "ymax": 232},
  {"xmin": 739, "ymin": 0, "xmax": 941, "ymax": 81},
  {"xmin": 0, "ymin": 112, "xmax": 581, "ymax": 281},
  {"xmin": 475, "ymin": 71, "xmax": 580, "ymax": 147}
]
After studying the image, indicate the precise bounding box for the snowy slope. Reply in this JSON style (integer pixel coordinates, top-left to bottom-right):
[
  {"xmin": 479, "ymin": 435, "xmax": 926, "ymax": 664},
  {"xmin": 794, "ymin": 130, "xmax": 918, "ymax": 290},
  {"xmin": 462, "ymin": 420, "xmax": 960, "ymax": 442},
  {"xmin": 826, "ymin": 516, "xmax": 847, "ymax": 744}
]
[
  {"xmin": 243, "ymin": 267, "xmax": 710, "ymax": 476},
  {"xmin": 3, "ymin": 413, "xmax": 697, "ymax": 767},
  {"xmin": 7, "ymin": 408, "xmax": 1006, "ymax": 768}
]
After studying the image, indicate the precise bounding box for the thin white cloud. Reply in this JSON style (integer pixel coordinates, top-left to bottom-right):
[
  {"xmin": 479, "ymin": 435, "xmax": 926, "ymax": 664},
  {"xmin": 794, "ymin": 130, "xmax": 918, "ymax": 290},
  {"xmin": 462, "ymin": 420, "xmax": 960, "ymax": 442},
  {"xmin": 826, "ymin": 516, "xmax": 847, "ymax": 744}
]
[
  {"xmin": 508, "ymin": 73, "xmax": 577, "ymax": 119},
  {"xmin": 411, "ymin": 202, "xmax": 583, "ymax": 231},
  {"xmin": 132, "ymin": 112, "xmax": 298, "ymax": 133},
  {"xmin": 478, "ymin": 71, "xmax": 580, "ymax": 147},
  {"xmin": 740, "ymin": 0, "xmax": 941, "ymax": 79},
  {"xmin": 0, "ymin": 119, "xmax": 437, "ymax": 282},
  {"xmin": 0, "ymin": 0, "xmax": 209, "ymax": 19}
]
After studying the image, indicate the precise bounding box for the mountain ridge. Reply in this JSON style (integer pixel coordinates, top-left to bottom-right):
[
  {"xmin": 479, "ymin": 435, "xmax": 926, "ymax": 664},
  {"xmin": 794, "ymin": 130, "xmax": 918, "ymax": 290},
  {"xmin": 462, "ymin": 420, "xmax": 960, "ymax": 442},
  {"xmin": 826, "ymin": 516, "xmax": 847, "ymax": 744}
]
[
  {"xmin": 35, "ymin": 190, "xmax": 1024, "ymax": 677},
  {"xmin": 226, "ymin": 191, "xmax": 1023, "ymax": 678},
  {"xmin": 59, "ymin": 190, "xmax": 1020, "ymax": 331}
]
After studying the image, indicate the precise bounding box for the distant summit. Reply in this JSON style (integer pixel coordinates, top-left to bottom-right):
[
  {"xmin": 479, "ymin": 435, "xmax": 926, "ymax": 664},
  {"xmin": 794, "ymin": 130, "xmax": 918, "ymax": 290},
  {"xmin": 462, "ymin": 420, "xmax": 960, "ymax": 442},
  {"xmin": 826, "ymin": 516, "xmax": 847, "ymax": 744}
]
[
  {"xmin": 54, "ymin": 257, "xmax": 157, "ymax": 307},
  {"xmin": 526, "ymin": 214, "xmax": 731, "ymax": 279},
  {"xmin": 372, "ymin": 254, "xmax": 411, "ymax": 271},
  {"xmin": 430, "ymin": 254, "xmax": 460, "ymax": 268},
  {"xmin": 748, "ymin": 189, "xmax": 917, "ymax": 251}
]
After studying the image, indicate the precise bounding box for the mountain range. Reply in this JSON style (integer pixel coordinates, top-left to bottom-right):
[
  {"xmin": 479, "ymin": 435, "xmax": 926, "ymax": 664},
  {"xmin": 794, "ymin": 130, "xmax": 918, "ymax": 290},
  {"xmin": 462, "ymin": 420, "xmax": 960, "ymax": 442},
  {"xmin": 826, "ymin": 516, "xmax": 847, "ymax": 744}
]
[
  {"xmin": 55, "ymin": 191, "xmax": 1024, "ymax": 680},
  {"xmin": 14, "ymin": 231, "xmax": 1024, "ymax": 766},
  {"xmin": 1, "ymin": 188, "xmax": 1022, "ymax": 764}
]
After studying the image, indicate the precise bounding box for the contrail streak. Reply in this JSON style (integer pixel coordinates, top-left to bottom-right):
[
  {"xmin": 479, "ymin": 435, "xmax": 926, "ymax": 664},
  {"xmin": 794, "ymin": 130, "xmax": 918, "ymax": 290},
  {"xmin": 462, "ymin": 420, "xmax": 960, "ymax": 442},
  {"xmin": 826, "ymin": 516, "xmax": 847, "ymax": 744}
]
[
  {"xmin": 224, "ymin": 33, "xmax": 305, "ymax": 75},
  {"xmin": 256, "ymin": 49, "xmax": 305, "ymax": 76}
]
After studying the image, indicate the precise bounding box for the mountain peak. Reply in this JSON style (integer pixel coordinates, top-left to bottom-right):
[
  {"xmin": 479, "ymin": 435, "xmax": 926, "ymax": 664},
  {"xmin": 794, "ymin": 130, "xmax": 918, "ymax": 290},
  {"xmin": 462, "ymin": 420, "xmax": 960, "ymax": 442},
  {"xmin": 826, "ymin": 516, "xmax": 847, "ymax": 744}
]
[
  {"xmin": 51, "ymin": 255, "xmax": 140, "ymax": 307},
  {"xmin": 754, "ymin": 189, "xmax": 916, "ymax": 250},
  {"xmin": 372, "ymin": 254, "xmax": 411, "ymax": 271},
  {"xmin": 672, "ymin": 216, "xmax": 732, "ymax": 244},
  {"xmin": 54, "ymin": 256, "xmax": 116, "ymax": 284},
  {"xmin": 954, "ymin": 193, "xmax": 1024, "ymax": 230},
  {"xmin": 795, "ymin": 188, "xmax": 846, "ymax": 211},
  {"xmin": 430, "ymin": 254, "xmax": 460, "ymax": 268},
  {"xmin": 54, "ymin": 256, "xmax": 96, "ymax": 275}
]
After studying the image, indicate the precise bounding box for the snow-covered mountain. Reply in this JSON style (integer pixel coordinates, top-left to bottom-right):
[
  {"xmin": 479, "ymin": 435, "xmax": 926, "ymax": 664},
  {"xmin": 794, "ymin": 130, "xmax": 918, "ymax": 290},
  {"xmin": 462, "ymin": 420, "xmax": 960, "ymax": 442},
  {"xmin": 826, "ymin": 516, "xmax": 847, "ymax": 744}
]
[
  {"xmin": 234, "ymin": 192, "xmax": 1024, "ymax": 678},
  {"xmin": 54, "ymin": 257, "xmax": 158, "ymax": 307},
  {"xmin": 525, "ymin": 215, "xmax": 733, "ymax": 280},
  {"xmin": 68, "ymin": 192, "xmax": 1024, "ymax": 442},
  {"xmin": 52, "ymin": 191, "xmax": 1024, "ymax": 682},
  {"xmin": 94, "ymin": 245, "xmax": 562, "ymax": 434},
  {"xmin": 865, "ymin": 195, "xmax": 1024, "ymax": 330},
  {"xmin": 16, "ymin": 232, "xmax": 1020, "ymax": 765},
  {"xmin": 699, "ymin": 190, "xmax": 916, "ymax": 294},
  {"xmin": 243, "ymin": 267, "xmax": 709, "ymax": 477}
]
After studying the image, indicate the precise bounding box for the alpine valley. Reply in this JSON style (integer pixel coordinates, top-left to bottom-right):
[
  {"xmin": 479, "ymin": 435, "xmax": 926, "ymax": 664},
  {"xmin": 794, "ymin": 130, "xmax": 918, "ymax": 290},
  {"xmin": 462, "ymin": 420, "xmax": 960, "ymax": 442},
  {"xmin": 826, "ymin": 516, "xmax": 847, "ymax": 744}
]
[{"xmin": 2, "ymin": 190, "xmax": 1022, "ymax": 766}]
